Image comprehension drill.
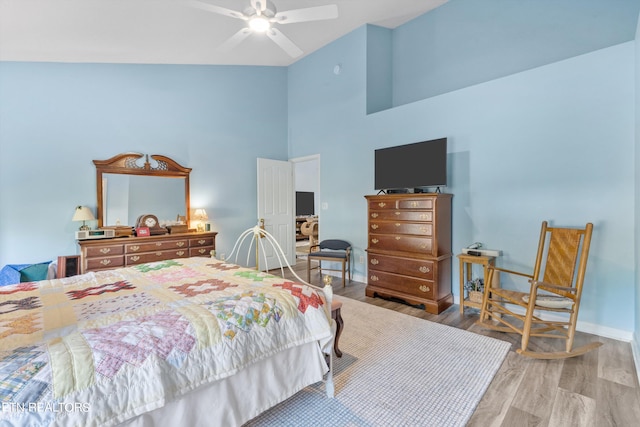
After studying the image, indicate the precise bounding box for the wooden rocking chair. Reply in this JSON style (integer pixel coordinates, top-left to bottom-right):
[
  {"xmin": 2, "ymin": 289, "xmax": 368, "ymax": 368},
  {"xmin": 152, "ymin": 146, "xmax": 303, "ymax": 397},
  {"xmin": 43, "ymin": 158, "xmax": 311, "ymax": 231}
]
[{"xmin": 477, "ymin": 221, "xmax": 602, "ymax": 359}]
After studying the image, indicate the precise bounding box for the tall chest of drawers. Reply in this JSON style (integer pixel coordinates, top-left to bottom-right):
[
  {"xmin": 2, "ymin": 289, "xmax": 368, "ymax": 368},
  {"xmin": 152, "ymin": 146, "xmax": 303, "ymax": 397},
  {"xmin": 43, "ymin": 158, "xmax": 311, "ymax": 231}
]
[
  {"xmin": 78, "ymin": 232, "xmax": 217, "ymax": 274},
  {"xmin": 365, "ymin": 194, "xmax": 452, "ymax": 314}
]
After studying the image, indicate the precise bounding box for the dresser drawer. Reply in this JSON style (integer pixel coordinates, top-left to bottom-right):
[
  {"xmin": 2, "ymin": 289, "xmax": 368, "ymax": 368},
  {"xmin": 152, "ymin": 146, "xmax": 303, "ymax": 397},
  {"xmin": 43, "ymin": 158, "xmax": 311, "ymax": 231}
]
[
  {"xmin": 368, "ymin": 254, "xmax": 434, "ymax": 280},
  {"xmin": 86, "ymin": 256, "xmax": 125, "ymax": 270},
  {"xmin": 125, "ymin": 239, "xmax": 188, "ymax": 253},
  {"xmin": 368, "ymin": 269, "xmax": 435, "ymax": 299},
  {"xmin": 397, "ymin": 198, "xmax": 433, "ymax": 210},
  {"xmin": 368, "ymin": 198, "xmax": 434, "ymax": 211},
  {"xmin": 369, "ymin": 222, "xmax": 433, "ymax": 236},
  {"xmin": 190, "ymin": 246, "xmax": 214, "ymax": 257},
  {"xmin": 190, "ymin": 237, "xmax": 215, "ymax": 247},
  {"xmin": 369, "ymin": 234, "xmax": 434, "ymax": 255},
  {"xmin": 369, "ymin": 210, "xmax": 433, "ymax": 222},
  {"xmin": 126, "ymin": 249, "xmax": 189, "ymax": 265},
  {"xmin": 85, "ymin": 245, "xmax": 124, "ymax": 257}
]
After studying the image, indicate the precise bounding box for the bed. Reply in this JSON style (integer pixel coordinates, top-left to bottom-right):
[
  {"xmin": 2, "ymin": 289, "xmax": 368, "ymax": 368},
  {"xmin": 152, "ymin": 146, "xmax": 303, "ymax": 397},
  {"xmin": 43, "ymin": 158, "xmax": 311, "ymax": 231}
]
[{"xmin": 0, "ymin": 229, "xmax": 335, "ymax": 426}]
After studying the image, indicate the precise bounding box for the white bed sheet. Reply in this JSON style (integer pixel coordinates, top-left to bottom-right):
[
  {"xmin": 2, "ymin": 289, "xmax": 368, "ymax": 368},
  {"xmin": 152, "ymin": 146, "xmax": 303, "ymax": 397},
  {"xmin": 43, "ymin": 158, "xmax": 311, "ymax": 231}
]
[{"xmin": 119, "ymin": 341, "xmax": 327, "ymax": 427}]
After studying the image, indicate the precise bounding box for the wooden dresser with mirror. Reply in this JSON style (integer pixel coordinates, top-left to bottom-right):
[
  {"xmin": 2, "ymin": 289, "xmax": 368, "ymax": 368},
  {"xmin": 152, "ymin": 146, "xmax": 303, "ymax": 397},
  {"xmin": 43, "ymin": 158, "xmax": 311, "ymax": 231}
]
[{"xmin": 78, "ymin": 152, "xmax": 216, "ymax": 274}]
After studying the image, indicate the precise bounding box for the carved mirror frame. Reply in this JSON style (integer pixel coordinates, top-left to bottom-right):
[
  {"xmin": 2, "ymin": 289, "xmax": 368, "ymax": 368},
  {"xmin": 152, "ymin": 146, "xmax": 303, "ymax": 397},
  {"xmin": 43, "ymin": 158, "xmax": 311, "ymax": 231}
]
[{"xmin": 94, "ymin": 153, "xmax": 191, "ymax": 228}]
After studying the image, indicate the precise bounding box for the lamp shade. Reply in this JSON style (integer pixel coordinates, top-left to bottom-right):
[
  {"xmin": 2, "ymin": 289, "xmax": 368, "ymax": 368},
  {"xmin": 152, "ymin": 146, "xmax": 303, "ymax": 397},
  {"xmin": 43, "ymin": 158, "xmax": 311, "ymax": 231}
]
[
  {"xmin": 193, "ymin": 208, "xmax": 208, "ymax": 221},
  {"xmin": 72, "ymin": 206, "xmax": 95, "ymax": 222}
]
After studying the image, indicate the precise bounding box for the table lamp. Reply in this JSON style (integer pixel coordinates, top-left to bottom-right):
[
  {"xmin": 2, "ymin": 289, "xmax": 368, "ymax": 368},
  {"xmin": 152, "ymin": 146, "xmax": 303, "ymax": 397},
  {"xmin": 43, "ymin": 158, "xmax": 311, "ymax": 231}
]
[
  {"xmin": 73, "ymin": 206, "xmax": 95, "ymax": 231},
  {"xmin": 193, "ymin": 208, "xmax": 208, "ymax": 232}
]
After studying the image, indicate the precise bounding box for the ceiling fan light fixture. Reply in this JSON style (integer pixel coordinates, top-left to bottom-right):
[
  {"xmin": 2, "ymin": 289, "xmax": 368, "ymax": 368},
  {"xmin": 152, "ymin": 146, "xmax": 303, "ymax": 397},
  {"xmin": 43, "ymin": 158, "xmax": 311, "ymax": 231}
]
[{"xmin": 249, "ymin": 16, "xmax": 271, "ymax": 32}]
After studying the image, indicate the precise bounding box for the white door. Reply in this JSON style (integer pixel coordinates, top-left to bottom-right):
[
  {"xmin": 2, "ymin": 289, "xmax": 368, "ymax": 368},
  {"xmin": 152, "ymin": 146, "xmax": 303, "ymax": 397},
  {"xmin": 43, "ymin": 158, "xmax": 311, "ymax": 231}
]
[{"xmin": 257, "ymin": 158, "xmax": 295, "ymax": 270}]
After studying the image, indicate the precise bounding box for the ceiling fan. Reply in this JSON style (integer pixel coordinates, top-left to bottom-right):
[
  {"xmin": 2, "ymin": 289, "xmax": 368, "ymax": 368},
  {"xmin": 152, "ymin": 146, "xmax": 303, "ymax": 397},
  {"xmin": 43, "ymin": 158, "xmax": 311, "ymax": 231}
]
[{"xmin": 189, "ymin": 0, "xmax": 339, "ymax": 58}]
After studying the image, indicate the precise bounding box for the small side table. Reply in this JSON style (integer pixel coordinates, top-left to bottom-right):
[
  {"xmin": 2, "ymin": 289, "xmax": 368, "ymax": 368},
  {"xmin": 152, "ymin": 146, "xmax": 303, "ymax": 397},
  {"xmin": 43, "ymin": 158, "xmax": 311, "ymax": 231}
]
[{"xmin": 457, "ymin": 253, "xmax": 499, "ymax": 314}]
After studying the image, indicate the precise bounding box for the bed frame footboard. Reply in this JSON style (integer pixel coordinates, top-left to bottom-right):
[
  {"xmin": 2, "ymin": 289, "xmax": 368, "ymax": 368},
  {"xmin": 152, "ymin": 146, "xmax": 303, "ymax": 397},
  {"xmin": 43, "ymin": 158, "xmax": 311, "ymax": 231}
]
[{"xmin": 221, "ymin": 222, "xmax": 336, "ymax": 398}]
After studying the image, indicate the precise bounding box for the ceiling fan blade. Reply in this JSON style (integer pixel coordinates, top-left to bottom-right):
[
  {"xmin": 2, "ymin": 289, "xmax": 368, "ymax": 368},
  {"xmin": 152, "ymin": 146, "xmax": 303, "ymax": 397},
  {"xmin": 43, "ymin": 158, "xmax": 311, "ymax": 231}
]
[
  {"xmin": 266, "ymin": 28, "xmax": 303, "ymax": 58},
  {"xmin": 217, "ymin": 28, "xmax": 252, "ymax": 52},
  {"xmin": 188, "ymin": 0, "xmax": 247, "ymax": 20},
  {"xmin": 273, "ymin": 5, "xmax": 338, "ymax": 25}
]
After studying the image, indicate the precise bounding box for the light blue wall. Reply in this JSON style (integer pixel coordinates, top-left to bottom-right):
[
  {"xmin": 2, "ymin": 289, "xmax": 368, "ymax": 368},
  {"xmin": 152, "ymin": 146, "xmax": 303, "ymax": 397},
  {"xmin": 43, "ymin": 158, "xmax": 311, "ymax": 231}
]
[
  {"xmin": 366, "ymin": 25, "xmax": 392, "ymax": 114},
  {"xmin": 0, "ymin": 63, "xmax": 288, "ymax": 264},
  {"xmin": 634, "ymin": 13, "xmax": 640, "ymax": 352},
  {"xmin": 392, "ymin": 0, "xmax": 640, "ymax": 106},
  {"xmin": 288, "ymin": 30, "xmax": 635, "ymax": 333}
]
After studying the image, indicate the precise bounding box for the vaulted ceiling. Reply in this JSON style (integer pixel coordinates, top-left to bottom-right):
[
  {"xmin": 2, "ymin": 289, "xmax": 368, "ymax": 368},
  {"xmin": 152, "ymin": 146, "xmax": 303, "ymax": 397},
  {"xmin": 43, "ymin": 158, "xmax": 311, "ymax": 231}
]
[{"xmin": 0, "ymin": 0, "xmax": 448, "ymax": 66}]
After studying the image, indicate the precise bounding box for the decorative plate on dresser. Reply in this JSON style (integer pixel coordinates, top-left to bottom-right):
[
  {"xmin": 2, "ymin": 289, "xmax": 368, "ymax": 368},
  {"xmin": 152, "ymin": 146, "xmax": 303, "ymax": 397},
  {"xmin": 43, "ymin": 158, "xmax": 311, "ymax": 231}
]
[{"xmin": 365, "ymin": 193, "xmax": 453, "ymax": 314}]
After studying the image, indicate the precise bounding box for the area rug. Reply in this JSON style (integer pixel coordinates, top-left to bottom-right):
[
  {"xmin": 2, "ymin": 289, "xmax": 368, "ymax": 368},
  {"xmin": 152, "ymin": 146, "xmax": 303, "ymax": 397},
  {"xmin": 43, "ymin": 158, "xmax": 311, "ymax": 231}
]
[{"xmin": 246, "ymin": 296, "xmax": 511, "ymax": 427}]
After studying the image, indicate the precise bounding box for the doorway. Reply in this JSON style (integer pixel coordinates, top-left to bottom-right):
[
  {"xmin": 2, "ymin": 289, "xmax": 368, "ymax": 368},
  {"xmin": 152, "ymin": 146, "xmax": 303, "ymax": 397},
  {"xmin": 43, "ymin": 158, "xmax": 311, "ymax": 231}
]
[{"xmin": 291, "ymin": 155, "xmax": 320, "ymax": 260}]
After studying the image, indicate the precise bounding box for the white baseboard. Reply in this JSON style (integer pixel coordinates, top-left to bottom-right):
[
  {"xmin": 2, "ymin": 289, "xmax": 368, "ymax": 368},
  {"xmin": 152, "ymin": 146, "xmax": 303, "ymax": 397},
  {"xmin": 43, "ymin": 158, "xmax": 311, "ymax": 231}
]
[
  {"xmin": 632, "ymin": 334, "xmax": 640, "ymax": 387},
  {"xmin": 453, "ymin": 295, "xmax": 633, "ymax": 342}
]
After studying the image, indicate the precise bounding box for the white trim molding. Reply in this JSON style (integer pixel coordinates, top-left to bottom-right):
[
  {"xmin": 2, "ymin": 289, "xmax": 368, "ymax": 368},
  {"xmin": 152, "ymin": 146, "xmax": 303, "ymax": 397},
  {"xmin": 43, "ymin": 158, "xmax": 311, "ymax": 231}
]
[{"xmin": 453, "ymin": 295, "xmax": 633, "ymax": 342}]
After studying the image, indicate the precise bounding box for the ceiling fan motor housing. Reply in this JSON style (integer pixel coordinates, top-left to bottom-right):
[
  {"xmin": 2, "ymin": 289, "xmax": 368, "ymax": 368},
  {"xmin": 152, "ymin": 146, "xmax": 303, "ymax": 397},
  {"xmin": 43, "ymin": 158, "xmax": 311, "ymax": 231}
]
[{"xmin": 245, "ymin": 1, "xmax": 277, "ymax": 18}]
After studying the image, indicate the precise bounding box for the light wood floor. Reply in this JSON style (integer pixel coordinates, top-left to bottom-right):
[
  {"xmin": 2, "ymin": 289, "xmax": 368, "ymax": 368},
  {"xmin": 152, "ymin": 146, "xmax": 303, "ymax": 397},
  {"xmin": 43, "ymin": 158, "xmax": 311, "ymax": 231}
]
[{"xmin": 289, "ymin": 261, "xmax": 640, "ymax": 427}]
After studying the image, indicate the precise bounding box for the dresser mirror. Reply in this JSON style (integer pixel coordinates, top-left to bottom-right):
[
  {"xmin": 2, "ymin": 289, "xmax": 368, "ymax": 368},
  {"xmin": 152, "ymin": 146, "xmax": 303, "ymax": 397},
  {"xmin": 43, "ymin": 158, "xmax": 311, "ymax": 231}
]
[{"xmin": 94, "ymin": 153, "xmax": 191, "ymax": 228}]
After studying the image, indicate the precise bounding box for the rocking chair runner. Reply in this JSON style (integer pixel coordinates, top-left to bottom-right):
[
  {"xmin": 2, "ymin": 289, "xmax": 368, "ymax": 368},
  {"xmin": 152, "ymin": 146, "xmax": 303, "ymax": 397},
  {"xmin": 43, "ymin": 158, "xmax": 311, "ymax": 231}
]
[{"xmin": 477, "ymin": 221, "xmax": 602, "ymax": 359}]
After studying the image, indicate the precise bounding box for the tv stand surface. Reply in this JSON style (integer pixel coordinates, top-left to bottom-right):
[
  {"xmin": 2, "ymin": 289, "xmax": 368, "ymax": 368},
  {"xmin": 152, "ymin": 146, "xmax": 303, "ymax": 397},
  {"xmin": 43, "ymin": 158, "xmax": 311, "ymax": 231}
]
[{"xmin": 378, "ymin": 187, "xmax": 444, "ymax": 195}]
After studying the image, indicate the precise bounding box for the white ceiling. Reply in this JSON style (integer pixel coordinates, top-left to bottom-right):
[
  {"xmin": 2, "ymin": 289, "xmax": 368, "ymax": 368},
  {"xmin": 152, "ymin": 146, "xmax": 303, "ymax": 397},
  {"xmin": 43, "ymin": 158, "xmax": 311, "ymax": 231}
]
[{"xmin": 0, "ymin": 0, "xmax": 448, "ymax": 66}]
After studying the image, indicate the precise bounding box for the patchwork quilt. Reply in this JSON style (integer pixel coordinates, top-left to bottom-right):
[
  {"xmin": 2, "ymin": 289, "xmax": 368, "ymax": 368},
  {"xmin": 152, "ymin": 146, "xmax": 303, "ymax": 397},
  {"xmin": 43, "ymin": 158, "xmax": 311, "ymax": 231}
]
[{"xmin": 0, "ymin": 257, "xmax": 332, "ymax": 426}]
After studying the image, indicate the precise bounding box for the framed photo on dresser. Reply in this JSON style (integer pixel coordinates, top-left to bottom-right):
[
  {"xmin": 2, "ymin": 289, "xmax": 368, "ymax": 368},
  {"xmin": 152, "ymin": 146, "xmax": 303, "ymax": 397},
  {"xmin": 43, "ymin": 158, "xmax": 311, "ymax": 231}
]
[{"xmin": 135, "ymin": 227, "xmax": 150, "ymax": 237}]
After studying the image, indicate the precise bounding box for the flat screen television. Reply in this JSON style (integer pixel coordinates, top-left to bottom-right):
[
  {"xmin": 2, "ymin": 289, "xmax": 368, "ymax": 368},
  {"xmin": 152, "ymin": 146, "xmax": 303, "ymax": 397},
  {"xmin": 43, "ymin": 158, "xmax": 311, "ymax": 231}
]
[
  {"xmin": 296, "ymin": 191, "xmax": 315, "ymax": 216},
  {"xmin": 374, "ymin": 138, "xmax": 447, "ymax": 191}
]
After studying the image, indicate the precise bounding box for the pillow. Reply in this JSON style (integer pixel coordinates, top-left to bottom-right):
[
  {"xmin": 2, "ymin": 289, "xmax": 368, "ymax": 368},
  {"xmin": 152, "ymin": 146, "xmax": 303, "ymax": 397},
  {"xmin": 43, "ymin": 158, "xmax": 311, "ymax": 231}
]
[
  {"xmin": 0, "ymin": 264, "xmax": 29, "ymax": 287},
  {"xmin": 522, "ymin": 294, "xmax": 573, "ymax": 309},
  {"xmin": 19, "ymin": 261, "xmax": 52, "ymax": 283}
]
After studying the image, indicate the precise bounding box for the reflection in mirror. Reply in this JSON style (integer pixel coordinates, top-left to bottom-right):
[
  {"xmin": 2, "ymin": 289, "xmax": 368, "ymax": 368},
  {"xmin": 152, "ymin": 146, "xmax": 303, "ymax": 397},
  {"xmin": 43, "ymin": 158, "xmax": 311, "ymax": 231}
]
[{"xmin": 103, "ymin": 174, "xmax": 186, "ymax": 226}]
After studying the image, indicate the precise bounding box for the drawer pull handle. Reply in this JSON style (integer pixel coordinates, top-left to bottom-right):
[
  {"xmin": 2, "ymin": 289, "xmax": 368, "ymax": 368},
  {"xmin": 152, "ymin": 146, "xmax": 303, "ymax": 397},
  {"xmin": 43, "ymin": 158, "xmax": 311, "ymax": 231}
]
[
  {"xmin": 378, "ymin": 202, "xmax": 386, "ymax": 208},
  {"xmin": 419, "ymin": 285, "xmax": 430, "ymax": 293},
  {"xmin": 395, "ymin": 223, "xmax": 401, "ymax": 227},
  {"xmin": 130, "ymin": 256, "xmax": 140, "ymax": 262},
  {"xmin": 411, "ymin": 201, "xmax": 418, "ymax": 207},
  {"xmin": 370, "ymin": 258, "xmax": 379, "ymax": 265},
  {"xmin": 176, "ymin": 251, "xmax": 185, "ymax": 256},
  {"xmin": 395, "ymin": 212, "xmax": 401, "ymax": 216},
  {"xmin": 370, "ymin": 275, "xmax": 379, "ymax": 281},
  {"xmin": 421, "ymin": 227, "xmax": 429, "ymax": 233},
  {"xmin": 99, "ymin": 248, "xmax": 111, "ymax": 254},
  {"xmin": 176, "ymin": 242, "xmax": 185, "ymax": 247},
  {"xmin": 420, "ymin": 214, "xmax": 429, "ymax": 220},
  {"xmin": 419, "ymin": 266, "xmax": 430, "ymax": 273},
  {"xmin": 395, "ymin": 236, "xmax": 401, "ymax": 240},
  {"xmin": 198, "ymin": 249, "xmax": 206, "ymax": 254},
  {"xmin": 371, "ymin": 224, "xmax": 379, "ymax": 230},
  {"xmin": 100, "ymin": 259, "xmax": 112, "ymax": 266},
  {"xmin": 371, "ymin": 238, "xmax": 379, "ymax": 244},
  {"xmin": 198, "ymin": 239, "xmax": 206, "ymax": 245},
  {"xmin": 130, "ymin": 245, "xmax": 140, "ymax": 252},
  {"xmin": 420, "ymin": 244, "xmax": 427, "ymax": 249},
  {"xmin": 371, "ymin": 213, "xmax": 379, "ymax": 218},
  {"xmin": 156, "ymin": 252, "xmax": 163, "ymax": 256},
  {"xmin": 155, "ymin": 243, "xmax": 162, "ymax": 247}
]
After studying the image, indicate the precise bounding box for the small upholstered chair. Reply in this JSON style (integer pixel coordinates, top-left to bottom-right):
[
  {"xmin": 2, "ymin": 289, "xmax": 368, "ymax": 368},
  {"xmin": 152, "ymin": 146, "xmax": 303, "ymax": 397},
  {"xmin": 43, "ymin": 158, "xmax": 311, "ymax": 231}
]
[{"xmin": 307, "ymin": 239, "xmax": 351, "ymax": 287}]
